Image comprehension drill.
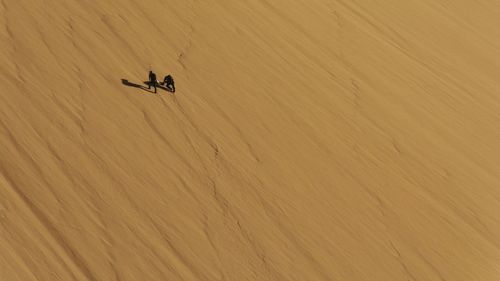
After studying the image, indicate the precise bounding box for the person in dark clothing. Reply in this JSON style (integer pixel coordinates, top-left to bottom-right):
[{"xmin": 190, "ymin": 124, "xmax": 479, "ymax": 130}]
[
  {"xmin": 148, "ymin": 70, "xmax": 157, "ymax": 93},
  {"xmin": 163, "ymin": 75, "xmax": 175, "ymax": 93}
]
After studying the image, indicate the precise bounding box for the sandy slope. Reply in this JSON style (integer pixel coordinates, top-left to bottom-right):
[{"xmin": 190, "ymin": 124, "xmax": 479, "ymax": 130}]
[{"xmin": 1, "ymin": 0, "xmax": 500, "ymax": 280}]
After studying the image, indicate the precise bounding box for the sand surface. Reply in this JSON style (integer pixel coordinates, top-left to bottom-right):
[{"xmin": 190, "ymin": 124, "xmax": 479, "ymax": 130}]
[{"xmin": 1, "ymin": 0, "xmax": 500, "ymax": 280}]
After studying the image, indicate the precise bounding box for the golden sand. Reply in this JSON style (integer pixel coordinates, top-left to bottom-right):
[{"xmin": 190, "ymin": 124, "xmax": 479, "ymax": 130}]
[{"xmin": 1, "ymin": 0, "xmax": 500, "ymax": 280}]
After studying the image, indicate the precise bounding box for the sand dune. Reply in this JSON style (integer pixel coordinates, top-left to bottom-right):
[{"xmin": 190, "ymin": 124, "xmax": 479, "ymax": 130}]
[{"xmin": 1, "ymin": 0, "xmax": 500, "ymax": 280}]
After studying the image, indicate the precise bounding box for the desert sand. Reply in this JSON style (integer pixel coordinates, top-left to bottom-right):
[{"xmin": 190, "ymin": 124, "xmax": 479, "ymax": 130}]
[{"xmin": 1, "ymin": 0, "xmax": 500, "ymax": 280}]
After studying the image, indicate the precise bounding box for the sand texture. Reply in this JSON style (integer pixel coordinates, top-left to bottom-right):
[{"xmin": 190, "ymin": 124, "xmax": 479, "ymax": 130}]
[{"xmin": 1, "ymin": 0, "xmax": 500, "ymax": 280}]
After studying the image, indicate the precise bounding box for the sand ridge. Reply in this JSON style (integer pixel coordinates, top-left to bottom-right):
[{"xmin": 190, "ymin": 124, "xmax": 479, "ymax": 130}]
[{"xmin": 1, "ymin": 0, "xmax": 500, "ymax": 280}]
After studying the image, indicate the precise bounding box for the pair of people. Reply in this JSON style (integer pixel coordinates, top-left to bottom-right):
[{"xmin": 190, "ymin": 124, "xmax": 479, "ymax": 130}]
[{"xmin": 148, "ymin": 71, "xmax": 175, "ymax": 93}]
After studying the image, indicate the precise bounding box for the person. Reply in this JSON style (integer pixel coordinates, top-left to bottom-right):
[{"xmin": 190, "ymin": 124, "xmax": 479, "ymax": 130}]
[
  {"xmin": 163, "ymin": 74, "xmax": 175, "ymax": 93},
  {"xmin": 148, "ymin": 70, "xmax": 157, "ymax": 93}
]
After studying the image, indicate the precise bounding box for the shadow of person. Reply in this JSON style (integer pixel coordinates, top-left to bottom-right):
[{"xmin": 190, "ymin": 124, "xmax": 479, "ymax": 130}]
[{"xmin": 121, "ymin": 79, "xmax": 155, "ymax": 93}]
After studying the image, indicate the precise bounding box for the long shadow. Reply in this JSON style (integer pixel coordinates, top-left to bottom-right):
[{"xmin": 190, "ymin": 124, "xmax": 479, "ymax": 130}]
[{"xmin": 121, "ymin": 79, "xmax": 155, "ymax": 94}]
